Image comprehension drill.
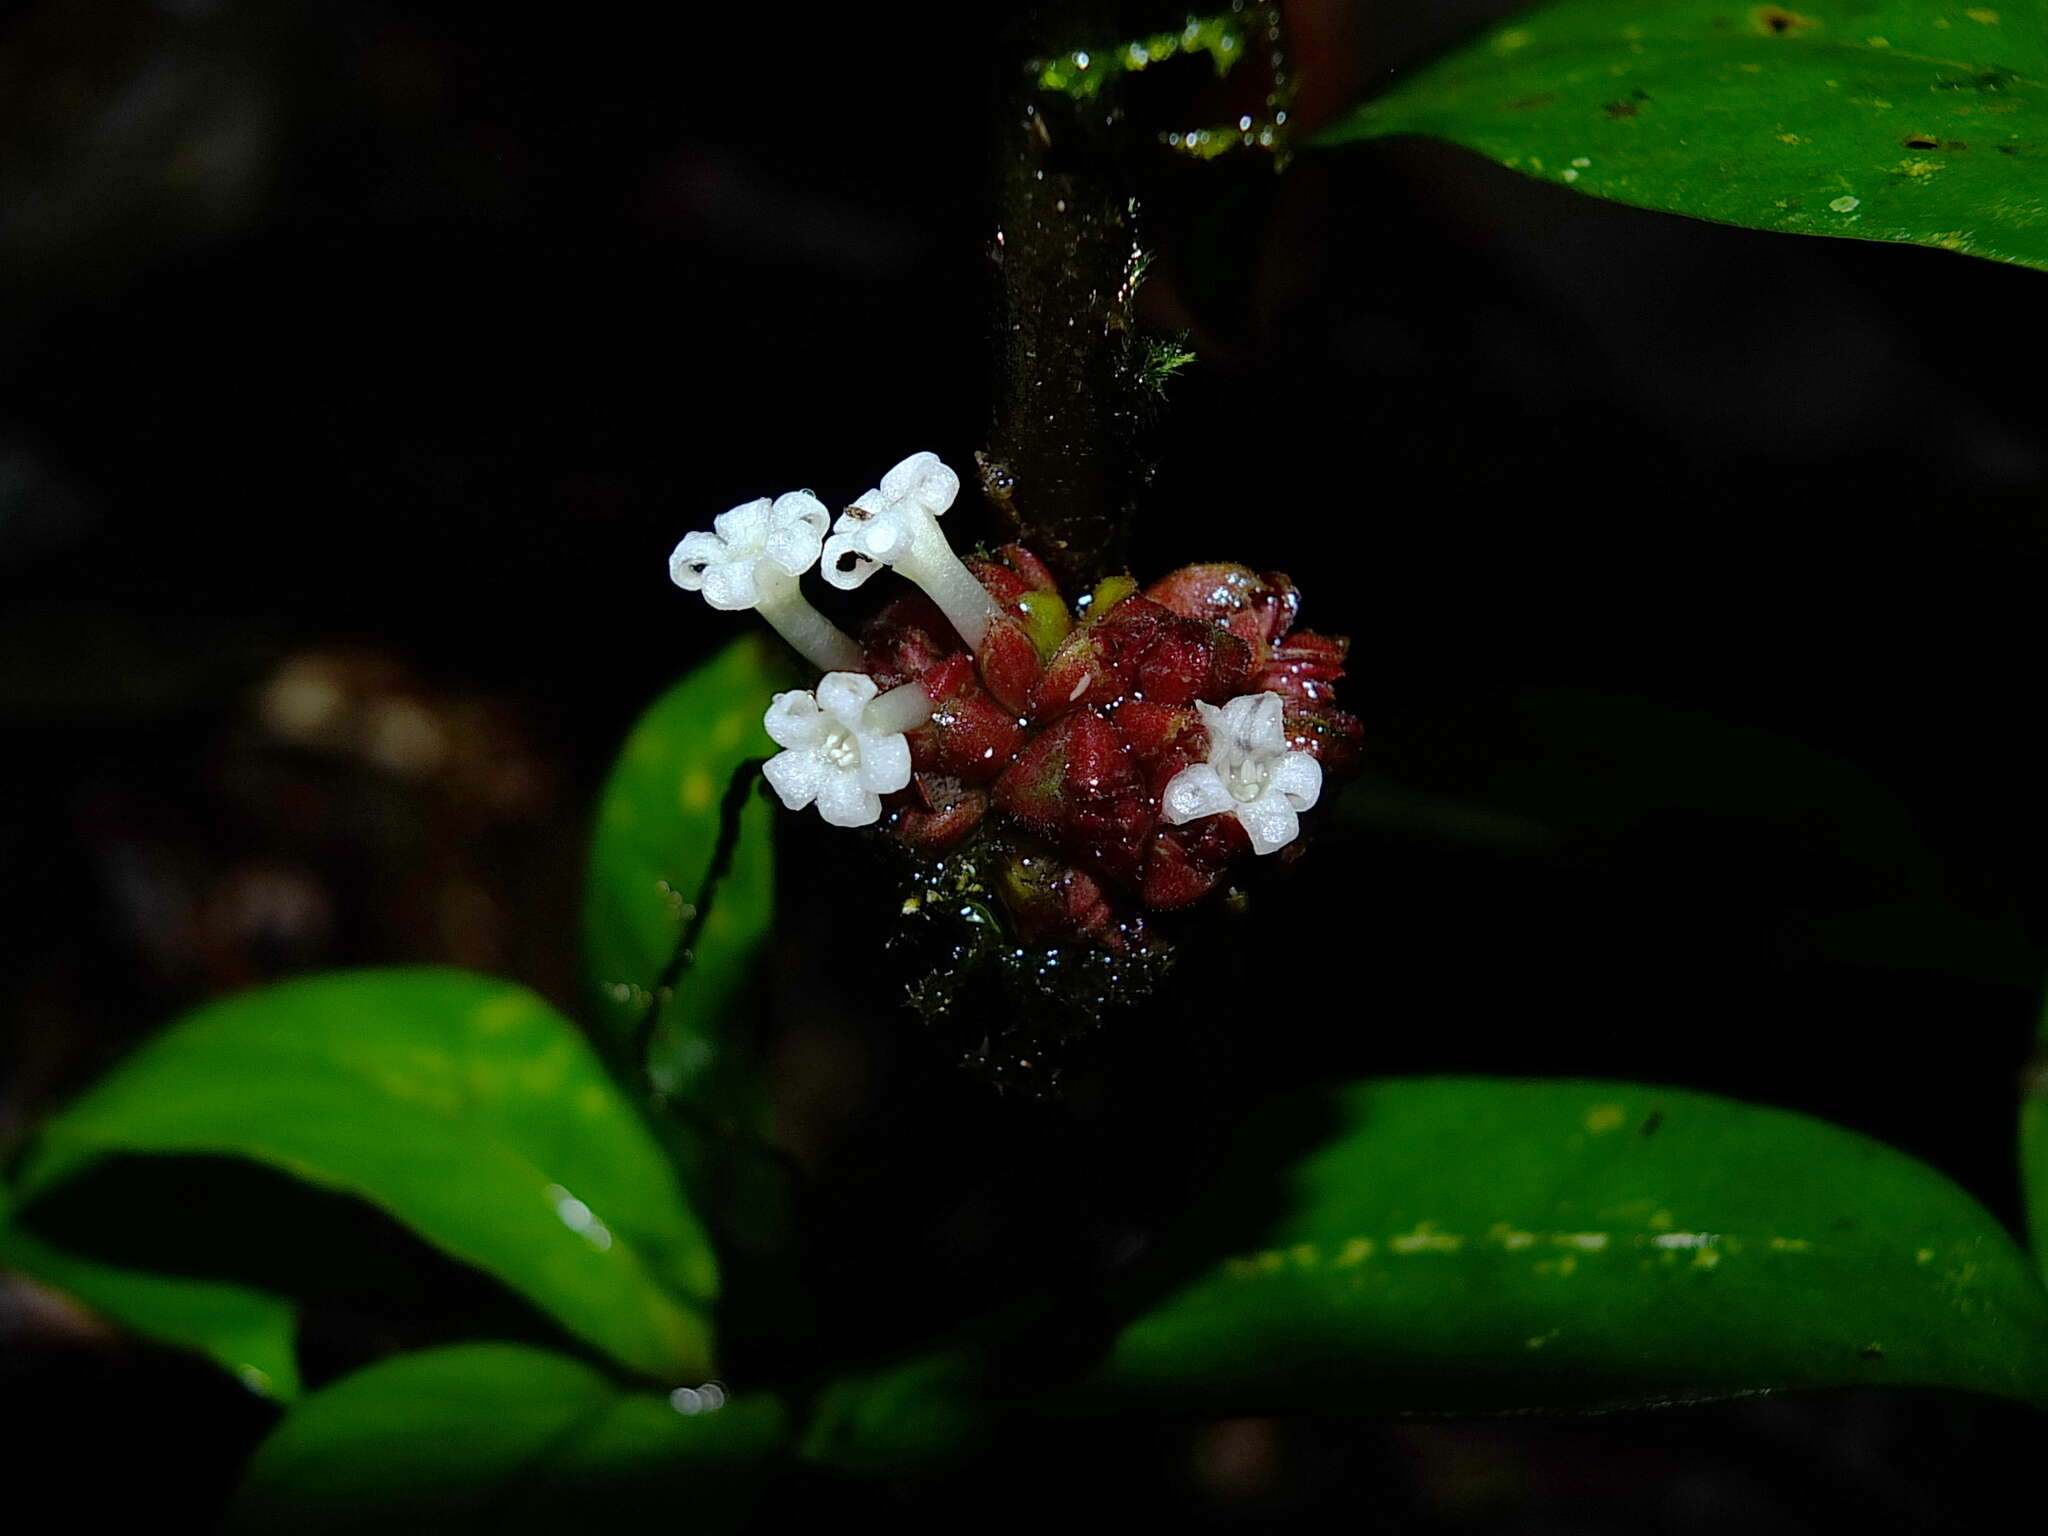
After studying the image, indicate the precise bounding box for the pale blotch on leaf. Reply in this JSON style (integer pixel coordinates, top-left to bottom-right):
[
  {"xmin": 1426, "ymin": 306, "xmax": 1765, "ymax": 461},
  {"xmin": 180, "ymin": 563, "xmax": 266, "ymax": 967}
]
[
  {"xmin": 472, "ymin": 992, "xmax": 537, "ymax": 1035},
  {"xmin": 1582, "ymin": 1102, "xmax": 1628, "ymax": 1133},
  {"xmin": 681, "ymin": 771, "xmax": 715, "ymax": 814},
  {"xmin": 1391, "ymin": 1222, "xmax": 1462, "ymax": 1255}
]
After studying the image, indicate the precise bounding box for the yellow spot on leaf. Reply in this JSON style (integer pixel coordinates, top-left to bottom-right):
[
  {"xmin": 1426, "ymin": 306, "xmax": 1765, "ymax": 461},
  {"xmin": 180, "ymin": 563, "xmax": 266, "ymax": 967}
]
[
  {"xmin": 1224, "ymin": 1249, "xmax": 1290, "ymax": 1280},
  {"xmin": 1392, "ymin": 1222, "xmax": 1463, "ymax": 1255},
  {"xmin": 472, "ymin": 993, "xmax": 534, "ymax": 1034},
  {"xmin": 1334, "ymin": 1236, "xmax": 1377, "ymax": 1266},
  {"xmin": 1966, "ymin": 7, "xmax": 2000, "ymax": 23},
  {"xmin": 1583, "ymin": 1103, "xmax": 1627, "ymax": 1134},
  {"xmin": 681, "ymin": 771, "xmax": 715, "ymax": 814}
]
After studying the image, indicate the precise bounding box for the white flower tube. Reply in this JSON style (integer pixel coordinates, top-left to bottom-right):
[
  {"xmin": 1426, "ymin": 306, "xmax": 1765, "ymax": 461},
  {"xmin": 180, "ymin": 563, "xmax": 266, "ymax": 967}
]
[
  {"xmin": 761, "ymin": 672, "xmax": 933, "ymax": 828},
  {"xmin": 820, "ymin": 452, "xmax": 1003, "ymax": 653},
  {"xmin": 1161, "ymin": 691, "xmax": 1323, "ymax": 855},
  {"xmin": 671, "ymin": 491, "xmax": 861, "ymax": 673}
]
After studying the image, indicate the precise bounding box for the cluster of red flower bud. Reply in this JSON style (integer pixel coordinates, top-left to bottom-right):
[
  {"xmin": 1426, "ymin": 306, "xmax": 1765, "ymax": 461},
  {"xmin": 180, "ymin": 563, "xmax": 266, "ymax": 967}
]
[{"xmin": 858, "ymin": 545, "xmax": 1361, "ymax": 943}]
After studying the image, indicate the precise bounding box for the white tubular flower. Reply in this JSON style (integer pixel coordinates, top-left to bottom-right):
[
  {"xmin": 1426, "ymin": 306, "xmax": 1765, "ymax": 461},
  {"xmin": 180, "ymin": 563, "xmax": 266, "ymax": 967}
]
[
  {"xmin": 671, "ymin": 491, "xmax": 861, "ymax": 673},
  {"xmin": 1161, "ymin": 691, "xmax": 1323, "ymax": 855},
  {"xmin": 820, "ymin": 451, "xmax": 1003, "ymax": 653},
  {"xmin": 761, "ymin": 672, "xmax": 933, "ymax": 828}
]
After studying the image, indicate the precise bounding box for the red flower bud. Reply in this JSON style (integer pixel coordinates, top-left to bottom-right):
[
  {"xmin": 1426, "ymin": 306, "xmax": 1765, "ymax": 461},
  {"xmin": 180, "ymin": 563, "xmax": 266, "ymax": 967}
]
[{"xmin": 847, "ymin": 548, "xmax": 1359, "ymax": 946}]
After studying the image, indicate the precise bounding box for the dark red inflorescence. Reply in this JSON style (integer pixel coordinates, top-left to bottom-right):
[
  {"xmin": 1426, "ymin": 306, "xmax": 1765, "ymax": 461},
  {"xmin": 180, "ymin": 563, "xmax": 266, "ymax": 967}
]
[{"xmin": 858, "ymin": 546, "xmax": 1361, "ymax": 944}]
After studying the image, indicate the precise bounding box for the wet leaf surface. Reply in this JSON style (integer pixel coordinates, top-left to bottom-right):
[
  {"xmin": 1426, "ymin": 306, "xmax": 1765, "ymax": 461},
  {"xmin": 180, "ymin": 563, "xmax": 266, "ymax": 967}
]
[
  {"xmin": 13, "ymin": 968, "xmax": 716, "ymax": 1380},
  {"xmin": 1093, "ymin": 1077, "xmax": 2048, "ymax": 1412},
  {"xmin": 1321, "ymin": 2, "xmax": 2048, "ymax": 271}
]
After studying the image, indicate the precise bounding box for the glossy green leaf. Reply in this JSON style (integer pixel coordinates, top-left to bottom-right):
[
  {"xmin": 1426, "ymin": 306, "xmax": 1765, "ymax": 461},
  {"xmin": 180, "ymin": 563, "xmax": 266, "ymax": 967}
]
[
  {"xmin": 1320, "ymin": 2, "xmax": 2048, "ymax": 272},
  {"xmin": 13, "ymin": 969, "xmax": 716, "ymax": 1380},
  {"xmin": 585, "ymin": 634, "xmax": 784, "ymax": 1106},
  {"xmin": 228, "ymin": 1343, "xmax": 787, "ymax": 1535},
  {"xmin": 1095, "ymin": 1078, "xmax": 2048, "ymax": 1413},
  {"xmin": 0, "ymin": 1185, "xmax": 299, "ymax": 1400}
]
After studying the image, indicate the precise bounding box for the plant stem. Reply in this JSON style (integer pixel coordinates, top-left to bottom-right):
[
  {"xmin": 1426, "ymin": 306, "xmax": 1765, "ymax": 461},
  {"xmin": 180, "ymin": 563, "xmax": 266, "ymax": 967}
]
[{"xmin": 979, "ymin": 2, "xmax": 1152, "ymax": 592}]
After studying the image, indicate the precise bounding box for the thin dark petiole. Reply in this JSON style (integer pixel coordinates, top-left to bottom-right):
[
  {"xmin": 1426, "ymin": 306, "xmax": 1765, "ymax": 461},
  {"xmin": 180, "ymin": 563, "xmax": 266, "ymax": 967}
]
[{"xmin": 634, "ymin": 755, "xmax": 768, "ymax": 1080}]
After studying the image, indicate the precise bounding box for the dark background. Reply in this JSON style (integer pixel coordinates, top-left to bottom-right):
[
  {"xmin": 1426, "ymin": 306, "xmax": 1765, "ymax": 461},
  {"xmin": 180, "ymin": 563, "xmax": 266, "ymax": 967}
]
[{"xmin": 4, "ymin": 1, "xmax": 2046, "ymax": 1529}]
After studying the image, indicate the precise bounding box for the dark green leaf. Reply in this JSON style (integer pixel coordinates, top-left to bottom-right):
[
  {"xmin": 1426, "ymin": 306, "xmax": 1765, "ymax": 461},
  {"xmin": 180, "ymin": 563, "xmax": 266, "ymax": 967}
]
[
  {"xmin": 584, "ymin": 635, "xmax": 784, "ymax": 1108},
  {"xmin": 227, "ymin": 1343, "xmax": 786, "ymax": 1535},
  {"xmin": 1320, "ymin": 2, "xmax": 2048, "ymax": 272},
  {"xmin": 14, "ymin": 968, "xmax": 715, "ymax": 1380},
  {"xmin": 1094, "ymin": 1078, "xmax": 2048, "ymax": 1412},
  {"xmin": 799, "ymin": 1349, "xmax": 992, "ymax": 1475},
  {"xmin": 1339, "ymin": 686, "xmax": 2032, "ymax": 984},
  {"xmin": 0, "ymin": 1185, "xmax": 299, "ymax": 1400}
]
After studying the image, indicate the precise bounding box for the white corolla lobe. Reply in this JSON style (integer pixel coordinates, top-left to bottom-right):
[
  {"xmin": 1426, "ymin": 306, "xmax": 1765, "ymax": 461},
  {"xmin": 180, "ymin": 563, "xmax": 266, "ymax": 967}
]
[
  {"xmin": 820, "ymin": 452, "xmax": 1004, "ymax": 653},
  {"xmin": 761, "ymin": 671, "xmax": 933, "ymax": 828},
  {"xmin": 1161, "ymin": 691, "xmax": 1323, "ymax": 855},
  {"xmin": 670, "ymin": 491, "xmax": 861, "ymax": 673}
]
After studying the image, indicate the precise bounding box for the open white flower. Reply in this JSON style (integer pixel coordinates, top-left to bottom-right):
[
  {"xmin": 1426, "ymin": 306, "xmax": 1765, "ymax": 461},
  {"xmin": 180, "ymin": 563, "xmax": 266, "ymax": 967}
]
[
  {"xmin": 761, "ymin": 672, "xmax": 933, "ymax": 828},
  {"xmin": 820, "ymin": 451, "xmax": 1003, "ymax": 653},
  {"xmin": 671, "ymin": 491, "xmax": 860, "ymax": 672},
  {"xmin": 1160, "ymin": 691, "xmax": 1323, "ymax": 855}
]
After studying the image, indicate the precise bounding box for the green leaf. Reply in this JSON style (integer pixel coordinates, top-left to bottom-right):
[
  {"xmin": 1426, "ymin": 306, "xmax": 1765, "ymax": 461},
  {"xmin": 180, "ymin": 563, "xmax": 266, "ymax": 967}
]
[
  {"xmin": 1319, "ymin": 2, "xmax": 2048, "ymax": 272},
  {"xmin": 584, "ymin": 634, "xmax": 784, "ymax": 1108},
  {"xmin": 227, "ymin": 1343, "xmax": 787, "ymax": 1535},
  {"xmin": 1094, "ymin": 1077, "xmax": 2048, "ymax": 1413},
  {"xmin": 799, "ymin": 1348, "xmax": 993, "ymax": 1476},
  {"xmin": 1339, "ymin": 686, "xmax": 2033, "ymax": 984},
  {"xmin": 13, "ymin": 968, "xmax": 716, "ymax": 1381},
  {"xmin": 0, "ymin": 1185, "xmax": 299, "ymax": 1400}
]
